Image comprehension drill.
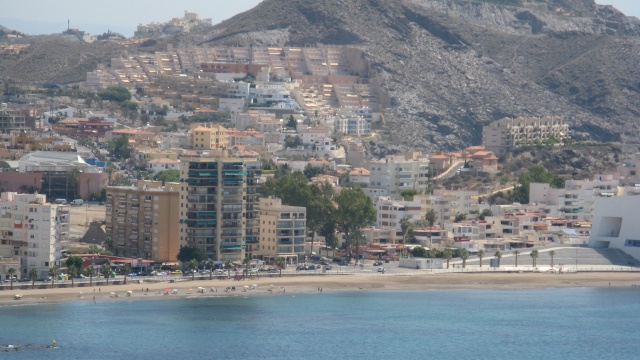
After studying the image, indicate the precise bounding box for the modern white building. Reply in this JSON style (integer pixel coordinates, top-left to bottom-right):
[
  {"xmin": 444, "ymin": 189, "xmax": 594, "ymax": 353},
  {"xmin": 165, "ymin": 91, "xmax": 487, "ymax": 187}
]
[
  {"xmin": 334, "ymin": 115, "xmax": 371, "ymax": 136},
  {"xmin": 0, "ymin": 192, "xmax": 69, "ymax": 278},
  {"xmin": 368, "ymin": 154, "xmax": 430, "ymax": 198},
  {"xmin": 589, "ymin": 196, "xmax": 640, "ymax": 261}
]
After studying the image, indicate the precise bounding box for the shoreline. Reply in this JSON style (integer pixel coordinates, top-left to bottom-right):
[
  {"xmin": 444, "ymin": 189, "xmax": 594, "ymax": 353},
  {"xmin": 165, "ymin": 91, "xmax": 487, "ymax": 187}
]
[{"xmin": 1, "ymin": 272, "xmax": 638, "ymax": 306}]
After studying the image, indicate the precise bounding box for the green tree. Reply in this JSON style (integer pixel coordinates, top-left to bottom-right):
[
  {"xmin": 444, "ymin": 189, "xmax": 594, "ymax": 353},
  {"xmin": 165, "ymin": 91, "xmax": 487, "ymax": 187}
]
[
  {"xmin": 530, "ymin": 249, "xmax": 539, "ymax": 267},
  {"xmin": 49, "ymin": 265, "xmax": 59, "ymax": 288},
  {"xmin": 66, "ymin": 256, "xmax": 83, "ymax": 270},
  {"xmin": 101, "ymin": 264, "xmax": 112, "ymax": 285},
  {"xmin": 154, "ymin": 170, "xmax": 180, "ymax": 183},
  {"xmin": 108, "ymin": 136, "xmax": 131, "ymax": 160},
  {"xmin": 478, "ymin": 209, "xmax": 493, "ymax": 220},
  {"xmin": 513, "ymin": 250, "xmax": 520, "ymax": 267},
  {"xmin": 410, "ymin": 246, "xmax": 428, "ymax": 258},
  {"xmin": 334, "ymin": 187, "xmax": 376, "ymax": 264},
  {"xmin": 177, "ymin": 246, "xmax": 206, "ymax": 263},
  {"xmin": 443, "ymin": 248, "xmax": 453, "ymax": 269},
  {"xmin": 85, "ymin": 265, "xmax": 96, "ymax": 286},
  {"xmin": 459, "ymin": 248, "xmax": 469, "ymax": 268},
  {"xmin": 513, "ymin": 165, "xmax": 564, "ymax": 204},
  {"xmin": 477, "ymin": 250, "xmax": 485, "ymax": 268},
  {"xmin": 549, "ymin": 250, "xmax": 556, "ymax": 267},
  {"xmin": 121, "ymin": 263, "xmax": 131, "ymax": 285},
  {"xmin": 188, "ymin": 259, "xmax": 199, "ymax": 281},
  {"xmin": 68, "ymin": 265, "xmax": 78, "ymax": 288},
  {"xmin": 454, "ymin": 213, "xmax": 467, "ymax": 223},
  {"xmin": 275, "ymin": 257, "xmax": 286, "ymax": 278},
  {"xmin": 425, "ymin": 209, "xmax": 437, "ymax": 228},
  {"xmin": 242, "ymin": 258, "xmax": 251, "ymax": 280},
  {"xmin": 29, "ymin": 268, "xmax": 38, "ymax": 289},
  {"xmin": 224, "ymin": 260, "xmax": 233, "ymax": 279},
  {"xmin": 400, "ymin": 189, "xmax": 417, "ymax": 201},
  {"xmin": 205, "ymin": 259, "xmax": 214, "ymax": 280},
  {"xmin": 284, "ymin": 135, "xmax": 302, "ymax": 148},
  {"xmin": 98, "ymin": 86, "xmax": 131, "ymax": 103},
  {"xmin": 7, "ymin": 267, "xmax": 16, "ymax": 290},
  {"xmin": 286, "ymin": 115, "xmax": 297, "ymax": 129},
  {"xmin": 494, "ymin": 250, "xmax": 502, "ymax": 268}
]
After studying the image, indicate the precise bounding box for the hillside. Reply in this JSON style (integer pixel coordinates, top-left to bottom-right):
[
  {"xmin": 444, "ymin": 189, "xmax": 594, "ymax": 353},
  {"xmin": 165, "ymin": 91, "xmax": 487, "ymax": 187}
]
[
  {"xmin": 185, "ymin": 0, "xmax": 640, "ymax": 151},
  {"xmin": 1, "ymin": 0, "xmax": 639, "ymax": 151}
]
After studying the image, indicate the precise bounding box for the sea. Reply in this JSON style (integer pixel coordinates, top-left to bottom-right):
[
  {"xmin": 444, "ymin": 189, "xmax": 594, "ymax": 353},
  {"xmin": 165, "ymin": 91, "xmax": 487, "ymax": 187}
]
[{"xmin": 1, "ymin": 288, "xmax": 639, "ymax": 359}]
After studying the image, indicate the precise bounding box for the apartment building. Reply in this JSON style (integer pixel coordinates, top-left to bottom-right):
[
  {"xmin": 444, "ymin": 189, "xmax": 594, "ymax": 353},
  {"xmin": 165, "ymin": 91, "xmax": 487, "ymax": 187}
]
[
  {"xmin": 374, "ymin": 197, "xmax": 423, "ymax": 231},
  {"xmin": 368, "ymin": 154, "xmax": 430, "ymax": 198},
  {"xmin": 0, "ymin": 192, "xmax": 68, "ymax": 279},
  {"xmin": 334, "ymin": 115, "xmax": 372, "ymax": 136},
  {"xmin": 257, "ymin": 197, "xmax": 306, "ymax": 260},
  {"xmin": 482, "ymin": 116, "xmax": 568, "ymax": 154},
  {"xmin": 179, "ymin": 152, "xmax": 261, "ymax": 261},
  {"xmin": 189, "ymin": 123, "xmax": 229, "ymax": 150},
  {"xmin": 415, "ymin": 189, "xmax": 479, "ymax": 227},
  {"xmin": 0, "ymin": 104, "xmax": 31, "ymax": 134},
  {"xmin": 529, "ymin": 175, "xmax": 619, "ymax": 221},
  {"xmin": 105, "ymin": 181, "xmax": 180, "ymax": 262}
]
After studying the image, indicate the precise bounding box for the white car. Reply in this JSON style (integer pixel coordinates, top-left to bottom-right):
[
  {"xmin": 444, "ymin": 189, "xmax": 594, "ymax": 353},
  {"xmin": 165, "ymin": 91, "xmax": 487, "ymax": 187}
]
[{"xmin": 377, "ymin": 267, "xmax": 384, "ymax": 273}]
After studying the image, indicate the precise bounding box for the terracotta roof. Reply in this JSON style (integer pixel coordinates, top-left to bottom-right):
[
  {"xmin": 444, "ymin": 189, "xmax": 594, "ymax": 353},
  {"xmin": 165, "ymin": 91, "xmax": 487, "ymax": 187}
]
[{"xmin": 349, "ymin": 167, "xmax": 370, "ymax": 176}]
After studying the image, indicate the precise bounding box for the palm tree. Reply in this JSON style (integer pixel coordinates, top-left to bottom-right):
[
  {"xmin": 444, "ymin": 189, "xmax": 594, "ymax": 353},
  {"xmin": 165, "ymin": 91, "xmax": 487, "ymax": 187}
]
[
  {"xmin": 513, "ymin": 250, "xmax": 521, "ymax": 267},
  {"xmin": 549, "ymin": 250, "xmax": 556, "ymax": 267},
  {"xmin": 242, "ymin": 258, "xmax": 251, "ymax": 280},
  {"xmin": 121, "ymin": 263, "xmax": 131, "ymax": 285},
  {"xmin": 443, "ymin": 248, "xmax": 453, "ymax": 269},
  {"xmin": 7, "ymin": 268, "xmax": 16, "ymax": 290},
  {"xmin": 188, "ymin": 259, "xmax": 199, "ymax": 281},
  {"xmin": 85, "ymin": 265, "xmax": 96, "ymax": 287},
  {"xmin": 459, "ymin": 248, "xmax": 469, "ymax": 268},
  {"xmin": 205, "ymin": 259, "xmax": 214, "ymax": 280},
  {"xmin": 28, "ymin": 268, "xmax": 38, "ymax": 289},
  {"xmin": 425, "ymin": 209, "xmax": 437, "ymax": 228},
  {"xmin": 224, "ymin": 260, "xmax": 233, "ymax": 279},
  {"xmin": 101, "ymin": 264, "xmax": 112, "ymax": 285},
  {"xmin": 49, "ymin": 265, "xmax": 59, "ymax": 288},
  {"xmin": 477, "ymin": 249, "xmax": 485, "ymax": 268},
  {"xmin": 494, "ymin": 250, "xmax": 502, "ymax": 268},
  {"xmin": 275, "ymin": 257, "xmax": 286, "ymax": 278},
  {"xmin": 68, "ymin": 265, "xmax": 78, "ymax": 288},
  {"xmin": 530, "ymin": 249, "xmax": 539, "ymax": 267}
]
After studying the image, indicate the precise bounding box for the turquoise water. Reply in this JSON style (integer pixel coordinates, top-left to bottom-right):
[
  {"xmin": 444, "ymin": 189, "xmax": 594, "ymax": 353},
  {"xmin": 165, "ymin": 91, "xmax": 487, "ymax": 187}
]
[{"xmin": 1, "ymin": 288, "xmax": 639, "ymax": 359}]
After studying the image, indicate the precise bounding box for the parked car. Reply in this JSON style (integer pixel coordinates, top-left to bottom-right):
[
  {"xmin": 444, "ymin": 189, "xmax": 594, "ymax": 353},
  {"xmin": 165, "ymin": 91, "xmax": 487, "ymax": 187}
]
[
  {"xmin": 373, "ymin": 261, "xmax": 383, "ymax": 266},
  {"xmin": 172, "ymin": 270, "xmax": 183, "ymax": 275},
  {"xmin": 325, "ymin": 265, "xmax": 332, "ymax": 270},
  {"xmin": 127, "ymin": 272, "xmax": 138, "ymax": 277},
  {"xmin": 377, "ymin": 267, "xmax": 385, "ymax": 273}
]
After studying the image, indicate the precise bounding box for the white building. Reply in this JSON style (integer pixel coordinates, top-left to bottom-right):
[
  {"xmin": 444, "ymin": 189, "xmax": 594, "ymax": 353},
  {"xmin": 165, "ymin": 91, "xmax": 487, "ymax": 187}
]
[
  {"xmin": 334, "ymin": 115, "xmax": 371, "ymax": 136},
  {"xmin": 589, "ymin": 196, "xmax": 640, "ymax": 261},
  {"xmin": 374, "ymin": 197, "xmax": 423, "ymax": 231},
  {"xmin": 530, "ymin": 175, "xmax": 619, "ymax": 221},
  {"xmin": 147, "ymin": 158, "xmax": 180, "ymax": 174},
  {"xmin": 349, "ymin": 167, "xmax": 370, "ymax": 186},
  {"xmin": 0, "ymin": 192, "xmax": 69, "ymax": 279},
  {"xmin": 368, "ymin": 154, "xmax": 430, "ymax": 198}
]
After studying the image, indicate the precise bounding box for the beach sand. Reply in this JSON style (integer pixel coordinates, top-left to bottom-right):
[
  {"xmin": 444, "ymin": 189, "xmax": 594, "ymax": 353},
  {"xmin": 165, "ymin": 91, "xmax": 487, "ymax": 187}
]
[{"xmin": 1, "ymin": 272, "xmax": 638, "ymax": 305}]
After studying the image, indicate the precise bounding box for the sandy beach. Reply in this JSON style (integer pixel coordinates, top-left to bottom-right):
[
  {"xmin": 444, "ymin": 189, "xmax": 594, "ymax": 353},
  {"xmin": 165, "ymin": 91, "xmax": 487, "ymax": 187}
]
[{"xmin": 1, "ymin": 272, "xmax": 639, "ymax": 305}]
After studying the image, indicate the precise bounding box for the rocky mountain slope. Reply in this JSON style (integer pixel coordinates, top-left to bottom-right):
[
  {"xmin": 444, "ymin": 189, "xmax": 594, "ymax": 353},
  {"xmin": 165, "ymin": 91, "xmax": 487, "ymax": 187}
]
[
  {"xmin": 188, "ymin": 0, "xmax": 640, "ymax": 151},
  {"xmin": 1, "ymin": 0, "xmax": 639, "ymax": 152},
  {"xmin": 0, "ymin": 36, "xmax": 122, "ymax": 84}
]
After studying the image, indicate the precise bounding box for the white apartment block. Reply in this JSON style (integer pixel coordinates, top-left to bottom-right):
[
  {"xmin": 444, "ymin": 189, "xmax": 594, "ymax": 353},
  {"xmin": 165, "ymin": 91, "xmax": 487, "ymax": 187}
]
[
  {"xmin": 368, "ymin": 154, "xmax": 430, "ymax": 198},
  {"xmin": 530, "ymin": 175, "xmax": 619, "ymax": 221},
  {"xmin": 374, "ymin": 197, "xmax": 423, "ymax": 231},
  {"xmin": 415, "ymin": 189, "xmax": 479, "ymax": 227},
  {"xmin": 334, "ymin": 115, "xmax": 371, "ymax": 136},
  {"xmin": 482, "ymin": 116, "xmax": 569, "ymax": 154},
  {"xmin": 0, "ymin": 193, "xmax": 68, "ymax": 279}
]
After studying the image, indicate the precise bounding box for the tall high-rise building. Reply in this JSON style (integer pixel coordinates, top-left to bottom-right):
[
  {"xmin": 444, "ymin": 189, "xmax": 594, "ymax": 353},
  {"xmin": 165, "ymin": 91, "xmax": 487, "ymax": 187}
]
[
  {"xmin": 0, "ymin": 192, "xmax": 69, "ymax": 278},
  {"xmin": 179, "ymin": 151, "xmax": 261, "ymax": 261},
  {"xmin": 105, "ymin": 181, "xmax": 180, "ymax": 261},
  {"xmin": 257, "ymin": 197, "xmax": 306, "ymax": 260}
]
